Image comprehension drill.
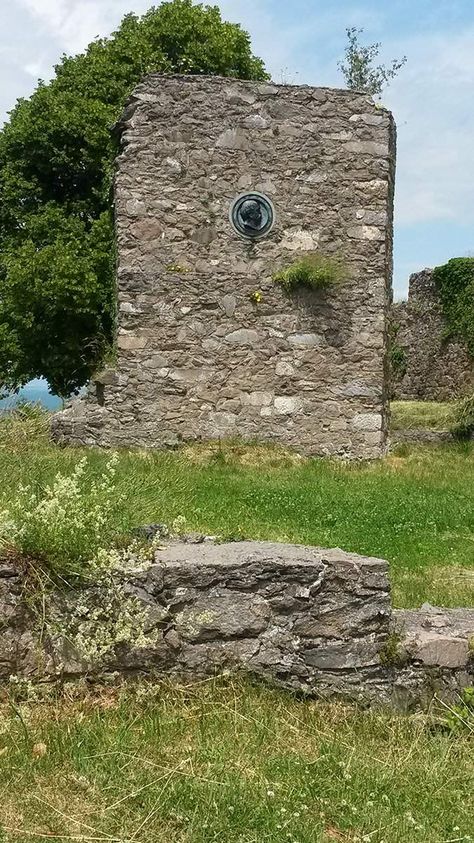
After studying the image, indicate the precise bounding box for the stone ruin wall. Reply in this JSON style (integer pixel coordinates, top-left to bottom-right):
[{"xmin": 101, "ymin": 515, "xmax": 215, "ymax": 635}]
[
  {"xmin": 52, "ymin": 74, "xmax": 396, "ymax": 459},
  {"xmin": 392, "ymin": 269, "xmax": 474, "ymax": 401},
  {"xmin": 1, "ymin": 540, "xmax": 473, "ymax": 709}
]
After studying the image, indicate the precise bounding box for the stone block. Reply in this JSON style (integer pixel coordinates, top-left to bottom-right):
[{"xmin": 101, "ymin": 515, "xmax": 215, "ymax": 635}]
[
  {"xmin": 288, "ymin": 333, "xmax": 322, "ymax": 348},
  {"xmin": 274, "ymin": 396, "xmax": 302, "ymax": 414},
  {"xmin": 352, "ymin": 413, "xmax": 382, "ymax": 431},
  {"xmin": 225, "ymin": 329, "xmax": 259, "ymax": 346},
  {"xmin": 216, "ymin": 128, "xmax": 250, "ymax": 150},
  {"xmin": 117, "ymin": 334, "xmax": 148, "ymax": 350},
  {"xmin": 240, "ymin": 391, "xmax": 273, "ymax": 407},
  {"xmin": 343, "ymin": 140, "xmax": 389, "ymax": 156}
]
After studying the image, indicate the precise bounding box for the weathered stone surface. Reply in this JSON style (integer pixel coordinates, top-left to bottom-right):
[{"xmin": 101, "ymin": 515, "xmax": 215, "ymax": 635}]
[
  {"xmin": 1, "ymin": 543, "xmax": 473, "ymax": 708},
  {"xmin": 175, "ymin": 593, "xmax": 270, "ymax": 642},
  {"xmin": 391, "ymin": 606, "xmax": 474, "ymax": 709},
  {"xmin": 220, "ymin": 294, "xmax": 236, "ymax": 317},
  {"xmin": 225, "ymin": 329, "xmax": 259, "ymax": 346},
  {"xmin": 392, "ymin": 269, "xmax": 474, "ymax": 400},
  {"xmin": 0, "ymin": 542, "xmax": 391, "ymax": 702},
  {"xmin": 274, "ymin": 396, "xmax": 302, "ymax": 415},
  {"xmin": 51, "ymin": 74, "xmax": 396, "ymax": 459},
  {"xmin": 352, "ymin": 412, "xmax": 382, "ymax": 431}
]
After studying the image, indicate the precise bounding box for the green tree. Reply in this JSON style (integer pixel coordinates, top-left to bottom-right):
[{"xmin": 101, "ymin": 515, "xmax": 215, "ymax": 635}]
[
  {"xmin": 338, "ymin": 27, "xmax": 406, "ymax": 96},
  {"xmin": 0, "ymin": 0, "xmax": 267, "ymax": 397}
]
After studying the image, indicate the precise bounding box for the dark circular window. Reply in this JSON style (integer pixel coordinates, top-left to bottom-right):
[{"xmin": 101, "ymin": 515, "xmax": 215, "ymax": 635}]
[{"xmin": 229, "ymin": 192, "xmax": 275, "ymax": 239}]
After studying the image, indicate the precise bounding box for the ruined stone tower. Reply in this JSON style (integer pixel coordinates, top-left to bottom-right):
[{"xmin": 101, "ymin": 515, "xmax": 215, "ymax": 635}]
[{"xmin": 53, "ymin": 75, "xmax": 396, "ymax": 457}]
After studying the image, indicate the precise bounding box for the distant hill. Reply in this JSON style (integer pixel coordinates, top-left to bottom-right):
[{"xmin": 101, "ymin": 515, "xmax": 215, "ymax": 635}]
[{"xmin": 0, "ymin": 380, "xmax": 62, "ymax": 412}]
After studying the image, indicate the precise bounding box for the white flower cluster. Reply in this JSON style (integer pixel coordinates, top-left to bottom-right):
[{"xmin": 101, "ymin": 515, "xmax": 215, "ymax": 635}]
[
  {"xmin": 60, "ymin": 567, "xmax": 159, "ymax": 665},
  {"xmin": 93, "ymin": 531, "xmax": 165, "ymax": 574},
  {"xmin": 0, "ymin": 454, "xmax": 122, "ymax": 577},
  {"xmin": 69, "ymin": 594, "xmax": 150, "ymax": 663}
]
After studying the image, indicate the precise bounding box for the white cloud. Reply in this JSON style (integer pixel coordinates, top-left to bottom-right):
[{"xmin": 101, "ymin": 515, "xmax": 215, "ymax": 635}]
[
  {"xmin": 18, "ymin": 0, "xmax": 150, "ymax": 52},
  {"xmin": 385, "ymin": 28, "xmax": 474, "ymax": 228}
]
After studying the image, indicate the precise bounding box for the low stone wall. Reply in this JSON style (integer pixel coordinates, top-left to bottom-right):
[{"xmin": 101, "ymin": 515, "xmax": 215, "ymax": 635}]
[
  {"xmin": 0, "ymin": 541, "xmax": 472, "ymax": 708},
  {"xmin": 392, "ymin": 269, "xmax": 474, "ymax": 400},
  {"xmin": 393, "ymin": 607, "xmax": 474, "ymax": 709}
]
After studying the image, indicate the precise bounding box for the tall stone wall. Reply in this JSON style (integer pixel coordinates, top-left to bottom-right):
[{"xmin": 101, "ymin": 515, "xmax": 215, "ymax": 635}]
[
  {"xmin": 392, "ymin": 269, "xmax": 474, "ymax": 401},
  {"xmin": 53, "ymin": 74, "xmax": 396, "ymax": 458}
]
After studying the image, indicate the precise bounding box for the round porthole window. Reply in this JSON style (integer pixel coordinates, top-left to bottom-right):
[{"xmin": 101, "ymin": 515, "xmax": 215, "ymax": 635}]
[{"xmin": 229, "ymin": 192, "xmax": 275, "ymax": 239}]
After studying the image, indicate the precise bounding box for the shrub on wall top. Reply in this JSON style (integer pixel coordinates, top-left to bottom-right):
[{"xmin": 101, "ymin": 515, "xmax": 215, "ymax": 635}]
[{"xmin": 432, "ymin": 257, "xmax": 474, "ymax": 356}]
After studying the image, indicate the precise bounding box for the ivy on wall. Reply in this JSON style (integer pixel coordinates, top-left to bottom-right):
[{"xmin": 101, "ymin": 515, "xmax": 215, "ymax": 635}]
[{"xmin": 432, "ymin": 257, "xmax": 474, "ymax": 356}]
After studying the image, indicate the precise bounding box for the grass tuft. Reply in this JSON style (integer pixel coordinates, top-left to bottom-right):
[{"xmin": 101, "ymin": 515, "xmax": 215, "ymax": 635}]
[{"xmin": 273, "ymin": 252, "xmax": 345, "ymax": 292}]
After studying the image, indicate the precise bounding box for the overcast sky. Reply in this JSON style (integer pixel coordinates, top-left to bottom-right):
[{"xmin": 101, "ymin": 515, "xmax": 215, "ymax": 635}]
[{"xmin": 2, "ymin": 0, "xmax": 474, "ymax": 297}]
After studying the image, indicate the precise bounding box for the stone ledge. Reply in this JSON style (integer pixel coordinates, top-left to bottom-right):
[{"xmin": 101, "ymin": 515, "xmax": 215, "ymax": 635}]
[{"xmin": 391, "ymin": 606, "xmax": 474, "ymax": 709}]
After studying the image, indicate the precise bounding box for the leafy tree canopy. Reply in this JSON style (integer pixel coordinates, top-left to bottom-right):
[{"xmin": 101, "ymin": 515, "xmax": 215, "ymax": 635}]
[{"xmin": 0, "ymin": 0, "xmax": 268, "ymax": 396}]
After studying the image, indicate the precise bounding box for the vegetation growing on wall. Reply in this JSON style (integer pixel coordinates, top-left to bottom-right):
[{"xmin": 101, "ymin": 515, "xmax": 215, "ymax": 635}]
[
  {"xmin": 0, "ymin": 0, "xmax": 268, "ymax": 397},
  {"xmin": 389, "ymin": 322, "xmax": 407, "ymax": 380},
  {"xmin": 273, "ymin": 253, "xmax": 345, "ymax": 293},
  {"xmin": 338, "ymin": 27, "xmax": 406, "ymax": 95},
  {"xmin": 451, "ymin": 392, "xmax": 474, "ymax": 439},
  {"xmin": 432, "ymin": 257, "xmax": 474, "ymax": 357}
]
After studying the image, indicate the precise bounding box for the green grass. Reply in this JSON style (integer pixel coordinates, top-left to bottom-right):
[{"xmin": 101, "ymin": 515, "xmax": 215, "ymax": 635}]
[
  {"xmin": 1, "ymin": 411, "xmax": 473, "ymax": 841},
  {"xmin": 0, "ymin": 677, "xmax": 472, "ymax": 843},
  {"xmin": 1, "ymin": 409, "xmax": 474, "ymax": 607},
  {"xmin": 391, "ymin": 400, "xmax": 455, "ymax": 430}
]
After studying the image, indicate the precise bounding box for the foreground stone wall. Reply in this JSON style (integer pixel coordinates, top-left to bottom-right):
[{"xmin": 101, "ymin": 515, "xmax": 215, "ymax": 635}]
[
  {"xmin": 392, "ymin": 269, "xmax": 474, "ymax": 400},
  {"xmin": 1, "ymin": 541, "xmax": 472, "ymax": 708},
  {"xmin": 53, "ymin": 74, "xmax": 396, "ymax": 458}
]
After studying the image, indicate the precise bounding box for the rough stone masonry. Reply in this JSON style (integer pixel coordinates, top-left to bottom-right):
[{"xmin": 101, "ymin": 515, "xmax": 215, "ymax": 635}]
[
  {"xmin": 1, "ymin": 541, "xmax": 472, "ymax": 708},
  {"xmin": 392, "ymin": 268, "xmax": 474, "ymax": 401},
  {"xmin": 52, "ymin": 75, "xmax": 396, "ymax": 458}
]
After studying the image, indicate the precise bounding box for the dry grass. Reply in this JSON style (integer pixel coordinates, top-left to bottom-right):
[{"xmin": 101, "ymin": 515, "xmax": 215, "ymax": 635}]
[
  {"xmin": 390, "ymin": 400, "xmax": 456, "ymax": 431},
  {"xmin": 0, "ymin": 677, "xmax": 472, "ymax": 843}
]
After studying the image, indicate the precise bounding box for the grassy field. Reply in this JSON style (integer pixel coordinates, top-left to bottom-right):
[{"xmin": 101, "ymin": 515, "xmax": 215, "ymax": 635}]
[
  {"xmin": 1, "ymin": 409, "xmax": 473, "ymax": 842},
  {"xmin": 1, "ymin": 409, "xmax": 474, "ymax": 607},
  {"xmin": 0, "ymin": 677, "xmax": 473, "ymax": 843},
  {"xmin": 390, "ymin": 401, "xmax": 455, "ymax": 431}
]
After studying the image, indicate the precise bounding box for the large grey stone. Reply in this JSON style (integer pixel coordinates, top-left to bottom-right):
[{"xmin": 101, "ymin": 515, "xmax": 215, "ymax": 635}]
[{"xmin": 225, "ymin": 329, "xmax": 259, "ymax": 346}]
